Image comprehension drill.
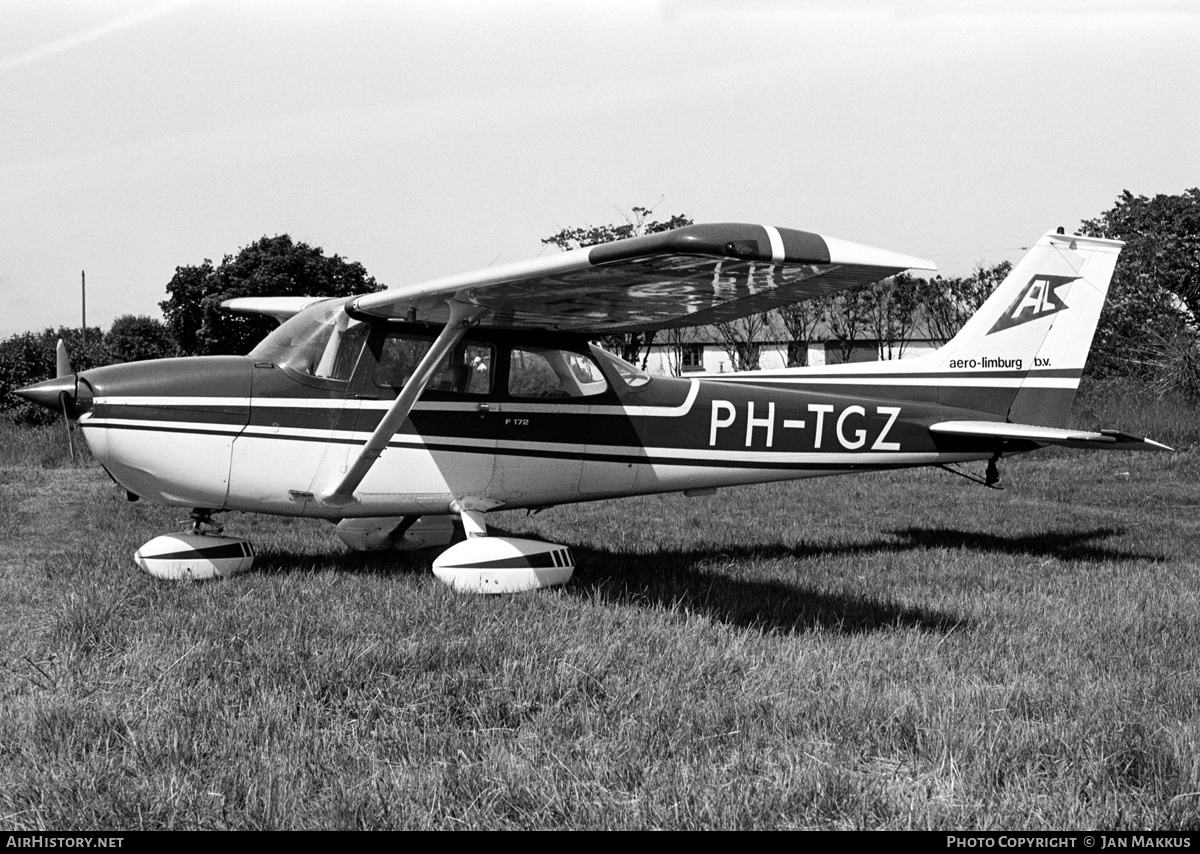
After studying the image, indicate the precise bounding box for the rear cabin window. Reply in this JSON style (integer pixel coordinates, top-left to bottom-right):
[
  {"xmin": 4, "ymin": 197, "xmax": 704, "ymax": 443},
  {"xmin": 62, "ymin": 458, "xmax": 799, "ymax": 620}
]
[
  {"xmin": 590, "ymin": 345, "xmax": 652, "ymax": 389},
  {"xmin": 374, "ymin": 334, "xmax": 493, "ymax": 395},
  {"xmin": 508, "ymin": 347, "xmax": 608, "ymax": 398}
]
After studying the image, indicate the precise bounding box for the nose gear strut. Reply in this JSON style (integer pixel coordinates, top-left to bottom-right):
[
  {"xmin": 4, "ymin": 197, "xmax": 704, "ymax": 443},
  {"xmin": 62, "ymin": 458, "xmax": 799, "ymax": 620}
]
[{"xmin": 189, "ymin": 509, "xmax": 224, "ymax": 535}]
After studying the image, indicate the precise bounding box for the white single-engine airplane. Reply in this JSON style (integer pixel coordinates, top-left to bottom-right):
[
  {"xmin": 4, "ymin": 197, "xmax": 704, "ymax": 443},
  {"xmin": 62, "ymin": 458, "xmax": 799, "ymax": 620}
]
[{"xmin": 17, "ymin": 223, "xmax": 1169, "ymax": 591}]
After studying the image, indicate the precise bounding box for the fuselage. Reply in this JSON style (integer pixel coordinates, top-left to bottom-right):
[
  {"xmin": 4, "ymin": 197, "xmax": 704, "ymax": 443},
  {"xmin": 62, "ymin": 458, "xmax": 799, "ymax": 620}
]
[{"xmin": 69, "ymin": 316, "xmax": 1010, "ymax": 519}]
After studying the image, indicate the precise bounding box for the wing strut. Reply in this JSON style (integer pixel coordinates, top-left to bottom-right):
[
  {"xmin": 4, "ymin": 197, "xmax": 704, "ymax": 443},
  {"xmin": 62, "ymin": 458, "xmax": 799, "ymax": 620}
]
[{"xmin": 319, "ymin": 299, "xmax": 489, "ymax": 507}]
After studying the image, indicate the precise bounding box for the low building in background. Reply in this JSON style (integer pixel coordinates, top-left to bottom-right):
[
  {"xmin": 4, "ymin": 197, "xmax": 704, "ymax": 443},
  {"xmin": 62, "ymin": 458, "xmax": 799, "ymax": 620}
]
[{"xmin": 641, "ymin": 316, "xmax": 944, "ymax": 376}]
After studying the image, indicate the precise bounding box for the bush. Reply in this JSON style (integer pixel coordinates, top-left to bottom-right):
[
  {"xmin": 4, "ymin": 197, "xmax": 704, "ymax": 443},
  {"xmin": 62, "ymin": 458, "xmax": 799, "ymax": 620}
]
[
  {"xmin": 0, "ymin": 328, "xmax": 109, "ymax": 426},
  {"xmin": 1073, "ymin": 375, "xmax": 1200, "ymax": 451},
  {"xmin": 104, "ymin": 315, "xmax": 176, "ymax": 363},
  {"xmin": 1133, "ymin": 326, "xmax": 1200, "ymax": 400}
]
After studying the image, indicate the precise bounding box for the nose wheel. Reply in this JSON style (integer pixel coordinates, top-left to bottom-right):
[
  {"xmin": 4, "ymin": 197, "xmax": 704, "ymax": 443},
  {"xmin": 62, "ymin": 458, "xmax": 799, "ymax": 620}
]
[{"xmin": 132, "ymin": 509, "xmax": 253, "ymax": 581}]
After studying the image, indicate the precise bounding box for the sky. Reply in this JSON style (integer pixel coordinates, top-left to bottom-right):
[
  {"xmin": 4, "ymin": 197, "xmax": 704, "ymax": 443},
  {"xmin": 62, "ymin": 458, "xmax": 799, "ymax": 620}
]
[{"xmin": 1, "ymin": 0, "xmax": 1197, "ymax": 338}]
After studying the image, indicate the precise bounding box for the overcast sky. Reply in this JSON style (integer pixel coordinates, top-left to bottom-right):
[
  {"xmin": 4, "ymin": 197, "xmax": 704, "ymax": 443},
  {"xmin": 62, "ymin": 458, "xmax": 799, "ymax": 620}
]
[{"xmin": 1, "ymin": 0, "xmax": 1197, "ymax": 338}]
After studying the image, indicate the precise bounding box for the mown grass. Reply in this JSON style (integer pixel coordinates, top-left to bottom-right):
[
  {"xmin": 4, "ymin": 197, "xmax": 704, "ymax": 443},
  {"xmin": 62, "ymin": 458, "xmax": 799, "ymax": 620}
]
[{"xmin": 2, "ymin": 386, "xmax": 1199, "ymax": 829}]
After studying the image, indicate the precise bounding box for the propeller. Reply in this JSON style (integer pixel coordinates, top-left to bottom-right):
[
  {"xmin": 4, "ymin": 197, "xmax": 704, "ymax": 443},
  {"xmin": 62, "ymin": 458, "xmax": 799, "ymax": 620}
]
[
  {"xmin": 56, "ymin": 339, "xmax": 76, "ymax": 461},
  {"xmin": 56, "ymin": 337, "xmax": 72, "ymax": 378},
  {"xmin": 14, "ymin": 338, "xmax": 79, "ymax": 461}
]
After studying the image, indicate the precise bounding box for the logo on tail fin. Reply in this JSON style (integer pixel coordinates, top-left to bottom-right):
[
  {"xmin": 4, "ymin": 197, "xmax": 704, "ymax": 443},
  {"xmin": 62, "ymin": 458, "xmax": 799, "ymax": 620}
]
[{"xmin": 988, "ymin": 275, "xmax": 1077, "ymax": 334}]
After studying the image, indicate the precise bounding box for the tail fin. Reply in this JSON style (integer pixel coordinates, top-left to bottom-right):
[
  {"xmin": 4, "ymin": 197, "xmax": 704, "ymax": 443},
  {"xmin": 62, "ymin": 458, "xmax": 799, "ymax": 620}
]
[{"xmin": 933, "ymin": 231, "xmax": 1123, "ymax": 427}]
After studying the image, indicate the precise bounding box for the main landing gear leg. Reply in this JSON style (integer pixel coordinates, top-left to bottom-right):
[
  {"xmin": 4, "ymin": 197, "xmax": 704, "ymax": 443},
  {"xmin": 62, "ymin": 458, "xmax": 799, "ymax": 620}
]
[
  {"xmin": 985, "ymin": 453, "xmax": 1002, "ymax": 488},
  {"xmin": 457, "ymin": 506, "xmax": 488, "ymax": 538},
  {"xmin": 431, "ymin": 499, "xmax": 575, "ymax": 594},
  {"xmin": 939, "ymin": 453, "xmax": 1004, "ymax": 491}
]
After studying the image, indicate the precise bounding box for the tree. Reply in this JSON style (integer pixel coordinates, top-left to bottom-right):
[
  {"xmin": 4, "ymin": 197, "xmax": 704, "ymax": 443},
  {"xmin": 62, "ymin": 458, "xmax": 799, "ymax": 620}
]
[
  {"xmin": 777, "ymin": 301, "xmax": 824, "ymax": 367},
  {"xmin": 542, "ymin": 205, "xmax": 693, "ymax": 255},
  {"xmin": 159, "ymin": 260, "xmax": 214, "ymax": 356},
  {"xmin": 160, "ymin": 235, "xmax": 385, "ymax": 356},
  {"xmin": 922, "ymin": 262, "xmax": 1009, "ymax": 346},
  {"xmin": 542, "ymin": 206, "xmax": 693, "ymax": 366},
  {"xmin": 713, "ymin": 312, "xmax": 770, "ymax": 372},
  {"xmin": 861, "ymin": 272, "xmax": 922, "ymax": 360},
  {"xmin": 1082, "ymin": 189, "xmax": 1200, "ymax": 318},
  {"xmin": 1079, "ymin": 189, "xmax": 1200, "ymax": 381},
  {"xmin": 825, "ymin": 287, "xmax": 873, "ymax": 364},
  {"xmin": 660, "ymin": 324, "xmax": 698, "ymax": 376},
  {"xmin": 105, "ymin": 315, "xmax": 177, "ymax": 363}
]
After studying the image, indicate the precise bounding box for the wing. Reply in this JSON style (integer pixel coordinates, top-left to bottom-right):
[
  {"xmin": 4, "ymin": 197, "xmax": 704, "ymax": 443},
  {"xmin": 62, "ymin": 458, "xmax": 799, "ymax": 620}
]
[
  {"xmin": 348, "ymin": 223, "xmax": 936, "ymax": 331},
  {"xmin": 221, "ymin": 296, "xmax": 332, "ymax": 323},
  {"xmin": 930, "ymin": 421, "xmax": 1173, "ymax": 452}
]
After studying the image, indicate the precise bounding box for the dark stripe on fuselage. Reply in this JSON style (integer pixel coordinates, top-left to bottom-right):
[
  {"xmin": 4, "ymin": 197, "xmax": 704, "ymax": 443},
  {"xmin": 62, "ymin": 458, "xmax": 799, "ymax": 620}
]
[
  {"xmin": 715, "ymin": 367, "xmax": 1082, "ymax": 383},
  {"xmin": 93, "ymin": 403, "xmax": 249, "ymax": 425},
  {"xmin": 85, "ymin": 418, "xmax": 960, "ymax": 472}
]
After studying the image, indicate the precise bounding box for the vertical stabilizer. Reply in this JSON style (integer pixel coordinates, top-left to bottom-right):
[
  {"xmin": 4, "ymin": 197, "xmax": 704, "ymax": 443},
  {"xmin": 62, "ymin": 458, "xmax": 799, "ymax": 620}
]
[{"xmin": 934, "ymin": 231, "xmax": 1123, "ymax": 426}]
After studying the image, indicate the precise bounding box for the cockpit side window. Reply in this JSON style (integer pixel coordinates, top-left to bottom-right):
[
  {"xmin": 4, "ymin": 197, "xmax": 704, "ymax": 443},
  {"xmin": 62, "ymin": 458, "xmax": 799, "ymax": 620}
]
[
  {"xmin": 508, "ymin": 347, "xmax": 608, "ymax": 398},
  {"xmin": 374, "ymin": 333, "xmax": 493, "ymax": 395}
]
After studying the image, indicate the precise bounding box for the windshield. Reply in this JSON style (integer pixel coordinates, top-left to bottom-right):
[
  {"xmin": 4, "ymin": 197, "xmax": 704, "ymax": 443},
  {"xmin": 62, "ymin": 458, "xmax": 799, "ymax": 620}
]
[
  {"xmin": 248, "ymin": 297, "xmax": 366, "ymax": 380},
  {"xmin": 590, "ymin": 344, "xmax": 651, "ymax": 389}
]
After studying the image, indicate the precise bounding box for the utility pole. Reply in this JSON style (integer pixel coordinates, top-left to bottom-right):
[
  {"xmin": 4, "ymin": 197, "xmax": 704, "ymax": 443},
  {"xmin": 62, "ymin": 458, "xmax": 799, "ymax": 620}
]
[{"xmin": 81, "ymin": 270, "xmax": 87, "ymax": 346}]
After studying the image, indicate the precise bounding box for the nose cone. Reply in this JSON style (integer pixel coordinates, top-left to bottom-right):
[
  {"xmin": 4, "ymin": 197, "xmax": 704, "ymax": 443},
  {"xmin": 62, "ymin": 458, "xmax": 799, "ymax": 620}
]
[{"xmin": 15, "ymin": 374, "xmax": 77, "ymax": 413}]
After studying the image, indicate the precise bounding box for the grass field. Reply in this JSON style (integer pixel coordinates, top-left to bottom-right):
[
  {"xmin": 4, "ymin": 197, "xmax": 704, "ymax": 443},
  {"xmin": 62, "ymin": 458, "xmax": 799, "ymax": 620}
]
[{"xmin": 2, "ymin": 382, "xmax": 1199, "ymax": 829}]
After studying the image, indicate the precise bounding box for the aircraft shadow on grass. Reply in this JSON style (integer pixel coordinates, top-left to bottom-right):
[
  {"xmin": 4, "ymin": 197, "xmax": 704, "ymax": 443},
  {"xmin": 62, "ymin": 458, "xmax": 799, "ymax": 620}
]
[
  {"xmin": 252, "ymin": 542, "xmax": 959, "ymax": 636},
  {"xmin": 885, "ymin": 525, "xmax": 1160, "ymax": 563},
  {"xmin": 554, "ymin": 540, "xmax": 964, "ymax": 636},
  {"xmin": 542, "ymin": 523, "xmax": 1157, "ymax": 635},
  {"xmin": 252, "ymin": 522, "xmax": 1157, "ymax": 636}
]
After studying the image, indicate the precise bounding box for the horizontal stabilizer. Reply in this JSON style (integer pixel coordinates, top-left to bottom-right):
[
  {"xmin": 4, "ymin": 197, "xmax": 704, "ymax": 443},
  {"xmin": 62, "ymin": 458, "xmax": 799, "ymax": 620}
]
[{"xmin": 930, "ymin": 421, "xmax": 1172, "ymax": 452}]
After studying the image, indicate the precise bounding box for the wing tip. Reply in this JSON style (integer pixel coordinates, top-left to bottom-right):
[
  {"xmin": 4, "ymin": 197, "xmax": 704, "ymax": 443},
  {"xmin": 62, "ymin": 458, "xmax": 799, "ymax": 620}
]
[
  {"xmin": 220, "ymin": 296, "xmax": 331, "ymax": 322},
  {"xmin": 817, "ymin": 232, "xmax": 937, "ymax": 273}
]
